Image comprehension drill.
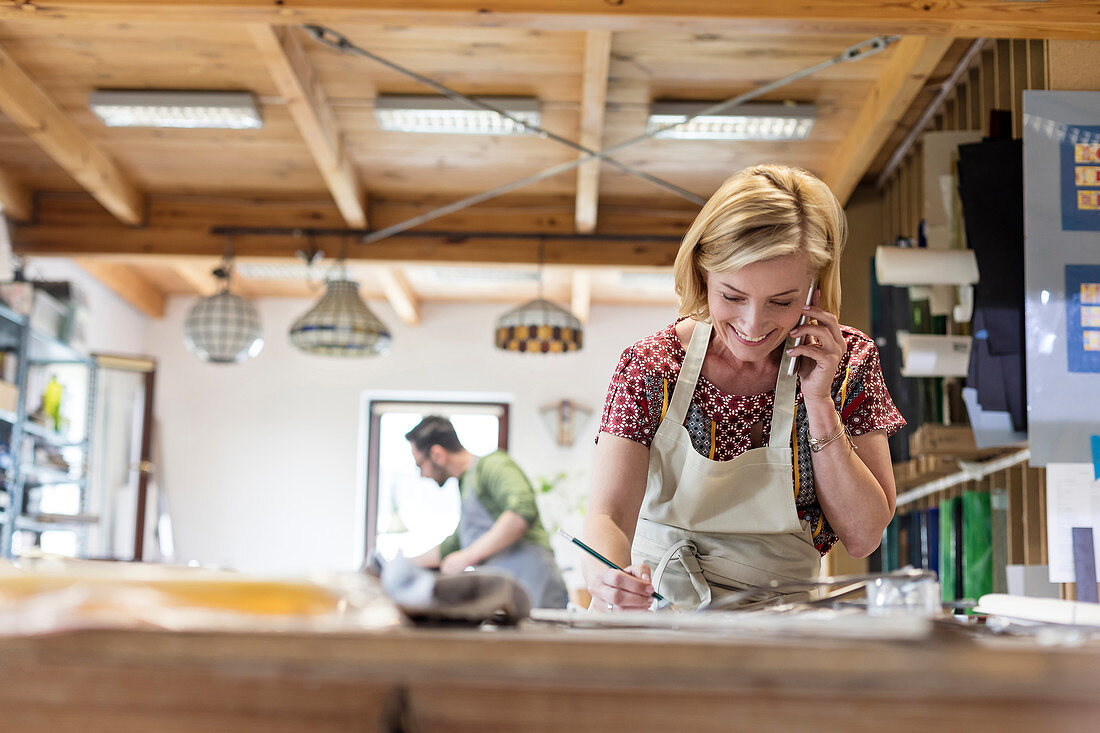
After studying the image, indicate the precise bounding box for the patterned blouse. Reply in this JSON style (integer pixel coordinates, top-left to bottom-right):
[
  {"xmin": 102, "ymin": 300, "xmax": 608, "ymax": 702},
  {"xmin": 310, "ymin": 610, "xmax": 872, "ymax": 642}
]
[{"xmin": 598, "ymin": 319, "xmax": 906, "ymax": 554}]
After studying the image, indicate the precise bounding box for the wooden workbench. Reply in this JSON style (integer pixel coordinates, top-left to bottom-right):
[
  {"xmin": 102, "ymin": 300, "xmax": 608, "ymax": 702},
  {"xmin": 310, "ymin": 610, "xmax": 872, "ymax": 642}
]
[{"xmin": 0, "ymin": 622, "xmax": 1097, "ymax": 732}]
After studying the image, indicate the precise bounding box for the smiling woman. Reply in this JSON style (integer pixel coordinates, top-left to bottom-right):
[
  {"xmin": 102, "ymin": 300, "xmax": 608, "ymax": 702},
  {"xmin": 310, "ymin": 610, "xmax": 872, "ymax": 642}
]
[
  {"xmin": 700, "ymin": 254, "xmax": 813, "ymax": 395},
  {"xmin": 581, "ymin": 164, "xmax": 906, "ymax": 613}
]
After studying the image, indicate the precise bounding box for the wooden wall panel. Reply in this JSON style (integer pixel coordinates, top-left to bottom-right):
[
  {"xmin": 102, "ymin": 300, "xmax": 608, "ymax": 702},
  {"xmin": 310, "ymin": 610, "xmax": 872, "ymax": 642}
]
[{"xmin": 1006, "ymin": 465, "xmax": 1025, "ymax": 567}]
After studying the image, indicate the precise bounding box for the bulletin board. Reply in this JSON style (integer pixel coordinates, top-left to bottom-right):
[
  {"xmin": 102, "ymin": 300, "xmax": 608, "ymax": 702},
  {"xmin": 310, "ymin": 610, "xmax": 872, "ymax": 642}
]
[
  {"xmin": 1065, "ymin": 264, "xmax": 1100, "ymax": 373},
  {"xmin": 1024, "ymin": 92, "xmax": 1100, "ymax": 465}
]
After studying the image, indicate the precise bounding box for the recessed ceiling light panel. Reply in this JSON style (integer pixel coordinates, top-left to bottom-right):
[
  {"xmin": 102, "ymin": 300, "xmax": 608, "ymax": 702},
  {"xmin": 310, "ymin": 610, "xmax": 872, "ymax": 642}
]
[
  {"xmin": 412, "ymin": 266, "xmax": 540, "ymax": 284},
  {"xmin": 647, "ymin": 101, "xmax": 815, "ymax": 141},
  {"xmin": 374, "ymin": 95, "xmax": 540, "ymax": 135},
  {"xmin": 618, "ymin": 271, "xmax": 676, "ymax": 289},
  {"xmin": 89, "ymin": 90, "xmax": 263, "ymax": 129}
]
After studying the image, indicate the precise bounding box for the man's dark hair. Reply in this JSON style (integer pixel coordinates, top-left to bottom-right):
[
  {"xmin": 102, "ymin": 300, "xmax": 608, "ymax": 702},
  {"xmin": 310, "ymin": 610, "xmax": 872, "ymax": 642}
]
[{"xmin": 405, "ymin": 415, "xmax": 465, "ymax": 454}]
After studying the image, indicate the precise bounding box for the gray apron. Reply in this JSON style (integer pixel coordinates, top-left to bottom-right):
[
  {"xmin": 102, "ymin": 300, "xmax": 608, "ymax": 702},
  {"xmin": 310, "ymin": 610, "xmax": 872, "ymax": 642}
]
[
  {"xmin": 631, "ymin": 319, "xmax": 822, "ymax": 611},
  {"xmin": 457, "ymin": 466, "xmax": 569, "ymax": 609}
]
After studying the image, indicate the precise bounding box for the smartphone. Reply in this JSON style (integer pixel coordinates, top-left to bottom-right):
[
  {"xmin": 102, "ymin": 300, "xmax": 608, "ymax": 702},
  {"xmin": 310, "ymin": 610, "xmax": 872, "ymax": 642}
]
[{"xmin": 787, "ymin": 282, "xmax": 817, "ymax": 377}]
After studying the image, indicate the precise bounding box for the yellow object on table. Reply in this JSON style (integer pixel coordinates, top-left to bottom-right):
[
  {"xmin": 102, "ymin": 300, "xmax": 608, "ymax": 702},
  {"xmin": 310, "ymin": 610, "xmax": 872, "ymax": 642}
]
[{"xmin": 0, "ymin": 557, "xmax": 405, "ymax": 635}]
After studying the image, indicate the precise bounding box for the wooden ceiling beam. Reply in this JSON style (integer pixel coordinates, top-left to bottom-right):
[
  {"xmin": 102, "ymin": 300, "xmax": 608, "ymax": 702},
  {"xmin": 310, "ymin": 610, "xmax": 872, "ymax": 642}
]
[
  {"xmin": 823, "ymin": 35, "xmax": 955, "ymax": 206},
  {"xmin": 171, "ymin": 259, "xmax": 222, "ymax": 297},
  {"xmin": 0, "ymin": 43, "xmax": 144, "ymax": 225},
  {"xmin": 27, "ymin": 192, "xmax": 699, "ymax": 239},
  {"xmin": 375, "ymin": 266, "xmax": 420, "ymax": 326},
  {"xmin": 0, "ymin": 2, "xmax": 1097, "ymax": 39},
  {"xmin": 14, "ymin": 193, "xmax": 692, "ymax": 266},
  {"xmin": 248, "ymin": 24, "xmax": 368, "ymax": 228},
  {"xmin": 0, "ymin": 167, "xmax": 32, "ymax": 223},
  {"xmin": 15, "ymin": 223, "xmax": 680, "ymax": 268},
  {"xmin": 72, "ymin": 258, "xmax": 165, "ymax": 318},
  {"xmin": 571, "ymin": 270, "xmax": 591, "ymax": 325},
  {"xmin": 574, "ymin": 30, "xmax": 611, "ymax": 235}
]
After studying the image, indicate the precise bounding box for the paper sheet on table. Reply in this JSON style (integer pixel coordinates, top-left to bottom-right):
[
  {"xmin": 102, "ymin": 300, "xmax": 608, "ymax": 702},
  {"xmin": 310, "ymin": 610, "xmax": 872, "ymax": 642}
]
[
  {"xmin": 1045, "ymin": 463, "xmax": 1100, "ymax": 583},
  {"xmin": 528, "ymin": 607, "xmax": 932, "ymax": 640}
]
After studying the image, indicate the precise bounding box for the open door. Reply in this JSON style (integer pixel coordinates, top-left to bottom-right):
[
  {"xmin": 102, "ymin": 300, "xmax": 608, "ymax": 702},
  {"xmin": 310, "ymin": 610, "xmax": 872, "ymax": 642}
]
[{"xmin": 86, "ymin": 354, "xmax": 159, "ymax": 561}]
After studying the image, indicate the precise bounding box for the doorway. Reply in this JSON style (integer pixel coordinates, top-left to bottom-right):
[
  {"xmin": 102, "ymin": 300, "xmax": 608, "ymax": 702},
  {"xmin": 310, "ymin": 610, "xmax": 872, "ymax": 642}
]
[{"xmin": 365, "ymin": 399, "xmax": 508, "ymax": 563}]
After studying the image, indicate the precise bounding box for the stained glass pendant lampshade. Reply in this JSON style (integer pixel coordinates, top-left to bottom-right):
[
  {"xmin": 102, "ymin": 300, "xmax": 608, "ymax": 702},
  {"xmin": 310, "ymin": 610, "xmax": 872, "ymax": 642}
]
[
  {"xmin": 182, "ymin": 267, "xmax": 263, "ymax": 364},
  {"xmin": 289, "ymin": 278, "xmax": 392, "ymax": 357},
  {"xmin": 494, "ymin": 298, "xmax": 583, "ymax": 353}
]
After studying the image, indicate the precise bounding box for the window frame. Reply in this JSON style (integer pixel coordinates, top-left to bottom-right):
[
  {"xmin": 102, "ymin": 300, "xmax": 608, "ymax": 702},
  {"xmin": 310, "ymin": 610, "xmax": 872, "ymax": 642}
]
[{"xmin": 364, "ymin": 398, "xmax": 509, "ymax": 563}]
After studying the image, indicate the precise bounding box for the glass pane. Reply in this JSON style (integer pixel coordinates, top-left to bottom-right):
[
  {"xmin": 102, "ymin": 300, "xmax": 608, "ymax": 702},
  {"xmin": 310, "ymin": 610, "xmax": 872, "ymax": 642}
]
[
  {"xmin": 374, "ymin": 411, "xmax": 501, "ymax": 561},
  {"xmin": 13, "ymin": 528, "xmax": 79, "ymax": 557},
  {"xmin": 34, "ymin": 483, "xmax": 81, "ymax": 514},
  {"xmin": 38, "ymin": 530, "xmax": 78, "ymax": 557}
]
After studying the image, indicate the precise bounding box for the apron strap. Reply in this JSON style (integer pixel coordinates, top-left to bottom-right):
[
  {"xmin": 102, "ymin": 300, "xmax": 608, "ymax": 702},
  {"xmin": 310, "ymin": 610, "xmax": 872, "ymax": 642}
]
[
  {"xmin": 669, "ymin": 320, "xmax": 799, "ymax": 449},
  {"xmin": 665, "ymin": 320, "xmax": 710, "ymax": 426},
  {"xmin": 652, "ymin": 538, "xmax": 712, "ymax": 610}
]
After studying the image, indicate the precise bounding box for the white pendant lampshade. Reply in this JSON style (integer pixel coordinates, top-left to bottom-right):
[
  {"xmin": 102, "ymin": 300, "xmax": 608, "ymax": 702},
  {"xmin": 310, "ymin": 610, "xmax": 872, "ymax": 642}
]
[
  {"xmin": 289, "ymin": 278, "xmax": 392, "ymax": 357},
  {"xmin": 493, "ymin": 298, "xmax": 583, "ymax": 354},
  {"xmin": 183, "ymin": 281, "xmax": 264, "ymax": 364}
]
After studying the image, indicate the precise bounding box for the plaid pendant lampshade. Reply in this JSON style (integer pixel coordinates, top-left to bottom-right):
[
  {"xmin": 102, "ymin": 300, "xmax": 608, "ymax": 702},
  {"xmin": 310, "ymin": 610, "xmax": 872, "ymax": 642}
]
[
  {"xmin": 289, "ymin": 279, "xmax": 392, "ymax": 357},
  {"xmin": 493, "ymin": 298, "xmax": 583, "ymax": 353},
  {"xmin": 183, "ymin": 291, "xmax": 264, "ymax": 364}
]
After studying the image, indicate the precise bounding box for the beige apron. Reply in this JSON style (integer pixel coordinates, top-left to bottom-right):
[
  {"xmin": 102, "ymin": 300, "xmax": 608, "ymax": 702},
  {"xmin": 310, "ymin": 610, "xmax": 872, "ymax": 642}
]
[{"xmin": 631, "ymin": 320, "xmax": 821, "ymax": 611}]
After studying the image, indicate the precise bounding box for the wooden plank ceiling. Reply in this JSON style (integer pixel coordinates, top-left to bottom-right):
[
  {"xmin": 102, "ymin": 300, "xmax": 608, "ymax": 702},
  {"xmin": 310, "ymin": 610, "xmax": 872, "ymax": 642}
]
[{"xmin": 0, "ymin": 1, "xmax": 1089, "ymax": 319}]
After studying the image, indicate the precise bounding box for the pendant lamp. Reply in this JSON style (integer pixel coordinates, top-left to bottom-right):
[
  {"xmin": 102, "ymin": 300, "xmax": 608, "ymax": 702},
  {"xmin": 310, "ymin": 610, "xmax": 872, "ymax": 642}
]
[
  {"xmin": 493, "ymin": 245, "xmax": 583, "ymax": 353},
  {"xmin": 289, "ymin": 276, "xmax": 392, "ymax": 357},
  {"xmin": 182, "ymin": 261, "xmax": 263, "ymax": 364},
  {"xmin": 494, "ymin": 298, "xmax": 583, "ymax": 353}
]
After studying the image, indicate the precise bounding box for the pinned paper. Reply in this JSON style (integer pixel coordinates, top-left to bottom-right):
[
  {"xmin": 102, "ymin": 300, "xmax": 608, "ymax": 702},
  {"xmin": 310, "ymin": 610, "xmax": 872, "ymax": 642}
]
[
  {"xmin": 1073, "ymin": 527, "xmax": 1099, "ymax": 603},
  {"xmin": 1046, "ymin": 463, "xmax": 1100, "ymax": 583}
]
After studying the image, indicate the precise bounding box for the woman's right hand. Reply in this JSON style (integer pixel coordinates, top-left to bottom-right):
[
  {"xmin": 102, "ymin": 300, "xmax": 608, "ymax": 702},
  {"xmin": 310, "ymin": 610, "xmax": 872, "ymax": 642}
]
[{"xmin": 588, "ymin": 563, "xmax": 655, "ymax": 612}]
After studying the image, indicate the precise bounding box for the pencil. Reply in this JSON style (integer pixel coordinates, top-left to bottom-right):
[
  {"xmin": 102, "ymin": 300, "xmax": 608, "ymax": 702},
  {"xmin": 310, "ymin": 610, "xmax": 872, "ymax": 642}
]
[{"xmin": 558, "ymin": 529, "xmax": 671, "ymax": 606}]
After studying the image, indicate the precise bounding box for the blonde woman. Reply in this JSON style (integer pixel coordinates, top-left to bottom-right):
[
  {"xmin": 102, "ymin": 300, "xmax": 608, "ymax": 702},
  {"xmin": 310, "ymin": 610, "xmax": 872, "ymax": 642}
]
[{"xmin": 583, "ymin": 165, "xmax": 905, "ymax": 612}]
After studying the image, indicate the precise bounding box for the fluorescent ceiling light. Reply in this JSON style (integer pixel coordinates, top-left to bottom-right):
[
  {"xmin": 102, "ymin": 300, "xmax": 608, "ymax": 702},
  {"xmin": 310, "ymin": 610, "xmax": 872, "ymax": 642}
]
[
  {"xmin": 618, "ymin": 271, "xmax": 675, "ymax": 289},
  {"xmin": 233, "ymin": 263, "xmax": 315, "ymax": 281},
  {"xmin": 374, "ymin": 95, "xmax": 539, "ymax": 135},
  {"xmin": 411, "ymin": 266, "xmax": 540, "ymax": 284},
  {"xmin": 647, "ymin": 101, "xmax": 815, "ymax": 141},
  {"xmin": 89, "ymin": 90, "xmax": 263, "ymax": 129}
]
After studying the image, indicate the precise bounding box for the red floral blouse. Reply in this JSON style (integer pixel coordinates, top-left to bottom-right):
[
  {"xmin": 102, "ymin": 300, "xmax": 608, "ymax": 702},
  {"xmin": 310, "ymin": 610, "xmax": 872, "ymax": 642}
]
[{"xmin": 598, "ymin": 320, "xmax": 906, "ymax": 554}]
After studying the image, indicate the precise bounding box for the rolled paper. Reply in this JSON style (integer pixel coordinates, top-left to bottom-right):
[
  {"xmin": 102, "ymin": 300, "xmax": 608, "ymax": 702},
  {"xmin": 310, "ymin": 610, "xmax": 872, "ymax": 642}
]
[
  {"xmin": 900, "ymin": 334, "xmax": 972, "ymax": 377},
  {"xmin": 875, "ymin": 246, "xmax": 980, "ymax": 286}
]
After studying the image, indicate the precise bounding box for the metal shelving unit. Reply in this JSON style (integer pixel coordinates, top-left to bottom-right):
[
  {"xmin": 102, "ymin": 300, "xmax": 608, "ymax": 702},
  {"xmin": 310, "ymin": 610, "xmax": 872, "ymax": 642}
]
[
  {"xmin": 20, "ymin": 419, "xmax": 90, "ymax": 447},
  {"xmin": 0, "ymin": 300, "xmax": 97, "ymax": 559}
]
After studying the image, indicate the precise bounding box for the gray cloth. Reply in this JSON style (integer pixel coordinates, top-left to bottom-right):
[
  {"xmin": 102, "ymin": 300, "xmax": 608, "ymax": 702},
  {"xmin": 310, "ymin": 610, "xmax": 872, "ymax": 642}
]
[{"xmin": 378, "ymin": 553, "xmax": 531, "ymax": 625}]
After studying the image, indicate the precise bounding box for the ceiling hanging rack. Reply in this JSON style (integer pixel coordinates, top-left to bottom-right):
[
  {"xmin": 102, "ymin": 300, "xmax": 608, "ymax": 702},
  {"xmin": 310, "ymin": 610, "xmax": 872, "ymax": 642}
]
[
  {"xmin": 302, "ymin": 24, "xmax": 705, "ymax": 207},
  {"xmin": 300, "ymin": 26, "xmax": 897, "ymax": 246}
]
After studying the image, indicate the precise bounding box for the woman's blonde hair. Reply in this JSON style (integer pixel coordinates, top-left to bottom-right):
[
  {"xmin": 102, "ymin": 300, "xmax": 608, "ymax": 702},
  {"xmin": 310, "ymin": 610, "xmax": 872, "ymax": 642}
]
[{"xmin": 673, "ymin": 164, "xmax": 847, "ymax": 321}]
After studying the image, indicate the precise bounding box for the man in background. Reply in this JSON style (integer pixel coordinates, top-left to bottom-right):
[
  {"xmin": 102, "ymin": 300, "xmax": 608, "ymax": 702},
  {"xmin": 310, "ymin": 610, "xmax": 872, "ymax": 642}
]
[{"xmin": 405, "ymin": 415, "xmax": 568, "ymax": 609}]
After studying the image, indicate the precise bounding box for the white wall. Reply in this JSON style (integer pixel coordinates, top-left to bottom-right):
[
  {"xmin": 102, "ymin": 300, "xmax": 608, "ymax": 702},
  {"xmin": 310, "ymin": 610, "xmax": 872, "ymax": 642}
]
[
  {"xmin": 143, "ymin": 295, "xmax": 676, "ymax": 575},
  {"xmin": 23, "ymin": 260, "xmax": 675, "ymax": 578},
  {"xmin": 24, "ymin": 259, "xmax": 150, "ymax": 356}
]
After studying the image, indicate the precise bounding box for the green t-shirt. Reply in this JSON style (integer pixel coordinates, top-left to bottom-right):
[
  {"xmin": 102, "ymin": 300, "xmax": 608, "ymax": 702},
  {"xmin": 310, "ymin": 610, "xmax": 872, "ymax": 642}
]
[{"xmin": 439, "ymin": 450, "xmax": 551, "ymax": 558}]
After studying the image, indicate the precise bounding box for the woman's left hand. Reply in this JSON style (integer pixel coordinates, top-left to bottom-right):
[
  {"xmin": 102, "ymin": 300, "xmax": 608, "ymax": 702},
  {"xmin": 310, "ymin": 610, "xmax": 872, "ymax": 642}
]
[{"xmin": 787, "ymin": 291, "xmax": 845, "ymax": 402}]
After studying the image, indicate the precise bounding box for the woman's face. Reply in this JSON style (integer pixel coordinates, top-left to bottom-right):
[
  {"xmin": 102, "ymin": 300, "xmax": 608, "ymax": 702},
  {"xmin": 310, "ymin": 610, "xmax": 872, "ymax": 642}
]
[{"xmin": 705, "ymin": 253, "xmax": 814, "ymax": 365}]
